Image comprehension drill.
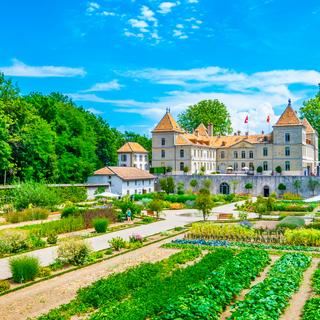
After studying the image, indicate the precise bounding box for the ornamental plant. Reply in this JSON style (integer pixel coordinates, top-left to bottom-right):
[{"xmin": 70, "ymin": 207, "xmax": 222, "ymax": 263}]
[
  {"xmin": 10, "ymin": 255, "xmax": 40, "ymax": 283},
  {"xmin": 57, "ymin": 240, "xmax": 91, "ymax": 266},
  {"xmin": 93, "ymin": 218, "xmax": 109, "ymax": 233}
]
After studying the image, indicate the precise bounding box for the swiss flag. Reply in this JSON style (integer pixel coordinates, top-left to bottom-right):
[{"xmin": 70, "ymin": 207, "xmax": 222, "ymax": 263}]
[
  {"xmin": 244, "ymin": 115, "xmax": 248, "ymax": 124},
  {"xmin": 267, "ymin": 115, "xmax": 270, "ymax": 123}
]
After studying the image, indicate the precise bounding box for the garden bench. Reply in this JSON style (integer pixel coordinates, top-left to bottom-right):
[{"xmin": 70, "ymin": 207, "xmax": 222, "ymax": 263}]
[{"xmin": 217, "ymin": 213, "xmax": 233, "ymax": 220}]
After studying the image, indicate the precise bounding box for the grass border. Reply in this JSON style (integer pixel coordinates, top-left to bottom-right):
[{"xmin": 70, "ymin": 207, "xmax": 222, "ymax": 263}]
[{"xmin": 0, "ymin": 228, "xmax": 188, "ymax": 297}]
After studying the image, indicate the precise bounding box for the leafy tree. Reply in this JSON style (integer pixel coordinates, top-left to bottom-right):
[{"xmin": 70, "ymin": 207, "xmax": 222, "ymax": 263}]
[
  {"xmin": 293, "ymin": 180, "xmax": 302, "ymax": 195},
  {"xmin": 275, "ymin": 166, "xmax": 282, "ymax": 174},
  {"xmin": 183, "ymin": 166, "xmax": 189, "ymax": 174},
  {"xmin": 230, "ymin": 180, "xmax": 239, "ymax": 193},
  {"xmin": 278, "ymin": 183, "xmax": 286, "ymax": 194},
  {"xmin": 300, "ymin": 90, "xmax": 320, "ymax": 153},
  {"xmin": 159, "ymin": 177, "xmax": 175, "ymax": 194},
  {"xmin": 202, "ymin": 179, "xmax": 212, "ymax": 190},
  {"xmin": 148, "ymin": 199, "xmax": 165, "ymax": 218},
  {"xmin": 245, "ymin": 182, "xmax": 253, "ymax": 193},
  {"xmin": 195, "ymin": 189, "xmax": 214, "ymax": 221},
  {"xmin": 177, "ymin": 99, "xmax": 232, "ymax": 134},
  {"xmin": 190, "ymin": 179, "xmax": 198, "ymax": 192},
  {"xmin": 177, "ymin": 182, "xmax": 185, "ymax": 195},
  {"xmin": 257, "ymin": 166, "xmax": 263, "ymax": 173},
  {"xmin": 308, "ymin": 179, "xmax": 319, "ymax": 196}
]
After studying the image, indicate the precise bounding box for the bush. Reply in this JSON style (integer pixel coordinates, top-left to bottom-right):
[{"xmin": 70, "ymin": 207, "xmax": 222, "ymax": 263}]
[
  {"xmin": 283, "ymin": 192, "xmax": 302, "ymax": 200},
  {"xmin": 109, "ymin": 237, "xmax": 127, "ymax": 251},
  {"xmin": 277, "ymin": 216, "xmax": 305, "ymax": 229},
  {"xmin": 56, "ymin": 186, "xmax": 87, "ymax": 203},
  {"xmin": 57, "ymin": 240, "xmax": 91, "ymax": 266},
  {"xmin": 38, "ymin": 266, "xmax": 52, "ymax": 278},
  {"xmin": 114, "ymin": 197, "xmax": 142, "ymax": 219},
  {"xmin": 306, "ymin": 222, "xmax": 320, "ymax": 230},
  {"xmin": 278, "ymin": 183, "xmax": 286, "ymax": 192},
  {"xmin": 129, "ymin": 234, "xmax": 143, "ymax": 243},
  {"xmin": 257, "ymin": 166, "xmax": 263, "ymax": 173},
  {"xmin": 0, "ymin": 280, "xmax": 10, "ymax": 293},
  {"xmin": 61, "ymin": 206, "xmax": 80, "ymax": 219},
  {"xmin": 275, "ymin": 166, "xmax": 282, "ymax": 174},
  {"xmin": 47, "ymin": 233, "xmax": 58, "ymax": 245},
  {"xmin": 10, "ymin": 256, "xmax": 40, "ymax": 283},
  {"xmin": 12, "ymin": 182, "xmax": 61, "ymax": 211},
  {"xmin": 6, "ymin": 207, "xmax": 49, "ymax": 223},
  {"xmin": 82, "ymin": 207, "xmax": 117, "ymax": 228},
  {"xmin": 285, "ymin": 229, "xmax": 320, "ymax": 246},
  {"xmin": 0, "ymin": 229, "xmax": 29, "ymax": 255},
  {"xmin": 20, "ymin": 215, "xmax": 85, "ymax": 237},
  {"xmin": 169, "ymin": 203, "xmax": 185, "ymax": 210},
  {"xmin": 93, "ymin": 218, "xmax": 109, "ymax": 233}
]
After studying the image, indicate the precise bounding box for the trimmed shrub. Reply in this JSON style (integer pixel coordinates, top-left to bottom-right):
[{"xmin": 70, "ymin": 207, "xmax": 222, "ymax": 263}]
[
  {"xmin": 0, "ymin": 280, "xmax": 10, "ymax": 293},
  {"xmin": 6, "ymin": 207, "xmax": 49, "ymax": 223},
  {"xmin": 93, "ymin": 218, "xmax": 109, "ymax": 233},
  {"xmin": 47, "ymin": 233, "xmax": 58, "ymax": 245},
  {"xmin": 277, "ymin": 216, "xmax": 305, "ymax": 229},
  {"xmin": 109, "ymin": 237, "xmax": 127, "ymax": 251},
  {"xmin": 38, "ymin": 266, "xmax": 51, "ymax": 278},
  {"xmin": 10, "ymin": 256, "xmax": 40, "ymax": 283},
  {"xmin": 61, "ymin": 206, "xmax": 80, "ymax": 219},
  {"xmin": 57, "ymin": 240, "xmax": 91, "ymax": 266}
]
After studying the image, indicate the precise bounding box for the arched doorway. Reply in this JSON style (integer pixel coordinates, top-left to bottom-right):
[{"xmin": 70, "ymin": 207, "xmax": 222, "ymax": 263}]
[
  {"xmin": 220, "ymin": 182, "xmax": 230, "ymax": 195},
  {"xmin": 263, "ymin": 185, "xmax": 270, "ymax": 197}
]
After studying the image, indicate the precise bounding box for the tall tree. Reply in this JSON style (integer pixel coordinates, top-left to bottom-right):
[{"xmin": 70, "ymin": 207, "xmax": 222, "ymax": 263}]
[
  {"xmin": 300, "ymin": 89, "xmax": 320, "ymax": 153},
  {"xmin": 178, "ymin": 99, "xmax": 232, "ymax": 134}
]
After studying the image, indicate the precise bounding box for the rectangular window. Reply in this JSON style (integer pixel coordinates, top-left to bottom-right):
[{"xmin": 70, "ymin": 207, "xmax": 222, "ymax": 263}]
[
  {"xmin": 285, "ymin": 146, "xmax": 290, "ymax": 156},
  {"xmin": 161, "ymin": 138, "xmax": 166, "ymax": 146},
  {"xmin": 180, "ymin": 162, "xmax": 184, "ymax": 171},
  {"xmin": 263, "ymin": 147, "xmax": 268, "ymax": 157},
  {"xmin": 241, "ymin": 151, "xmax": 246, "ymax": 158},
  {"xmin": 285, "ymin": 133, "xmax": 290, "ymax": 143},
  {"xmin": 285, "ymin": 161, "xmax": 291, "ymax": 171},
  {"xmin": 121, "ymin": 154, "xmax": 127, "ymax": 161},
  {"xmin": 127, "ymin": 181, "xmax": 129, "ymax": 186},
  {"xmin": 161, "ymin": 150, "xmax": 165, "ymax": 158},
  {"xmin": 234, "ymin": 151, "xmax": 238, "ymax": 158},
  {"xmin": 145, "ymin": 155, "xmax": 148, "ymax": 161},
  {"xmin": 249, "ymin": 151, "xmax": 253, "ymax": 158},
  {"xmin": 180, "ymin": 149, "xmax": 184, "ymax": 158},
  {"xmin": 263, "ymin": 161, "xmax": 268, "ymax": 171},
  {"xmin": 135, "ymin": 180, "xmax": 137, "ymax": 186},
  {"xmin": 221, "ymin": 151, "xmax": 225, "ymax": 159}
]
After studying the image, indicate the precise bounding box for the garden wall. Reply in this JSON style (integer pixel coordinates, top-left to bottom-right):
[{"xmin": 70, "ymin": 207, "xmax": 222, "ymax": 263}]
[{"xmin": 168, "ymin": 174, "xmax": 320, "ymax": 198}]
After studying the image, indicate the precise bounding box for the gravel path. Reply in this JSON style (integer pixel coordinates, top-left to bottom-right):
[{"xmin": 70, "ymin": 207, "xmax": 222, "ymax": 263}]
[
  {"xmin": 0, "ymin": 237, "xmax": 181, "ymax": 320},
  {"xmin": 0, "ymin": 202, "xmax": 243, "ymax": 280},
  {"xmin": 280, "ymin": 258, "xmax": 320, "ymax": 320}
]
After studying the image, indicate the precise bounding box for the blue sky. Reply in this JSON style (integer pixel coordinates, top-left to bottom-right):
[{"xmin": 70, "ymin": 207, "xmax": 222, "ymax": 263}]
[{"xmin": 1, "ymin": 0, "xmax": 320, "ymax": 135}]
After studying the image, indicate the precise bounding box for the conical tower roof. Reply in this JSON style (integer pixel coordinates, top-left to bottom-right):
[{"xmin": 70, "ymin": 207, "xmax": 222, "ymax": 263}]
[
  {"xmin": 275, "ymin": 100, "xmax": 302, "ymax": 126},
  {"xmin": 152, "ymin": 111, "xmax": 184, "ymax": 133}
]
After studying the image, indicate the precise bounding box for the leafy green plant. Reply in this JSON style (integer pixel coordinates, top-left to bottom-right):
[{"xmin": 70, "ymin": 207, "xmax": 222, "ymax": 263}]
[
  {"xmin": 229, "ymin": 253, "xmax": 311, "ymax": 320},
  {"xmin": 108, "ymin": 237, "xmax": 127, "ymax": 251},
  {"xmin": 256, "ymin": 166, "xmax": 263, "ymax": 173},
  {"xmin": 147, "ymin": 199, "xmax": 165, "ymax": 218},
  {"xmin": 10, "ymin": 255, "xmax": 40, "ymax": 283},
  {"xmin": 302, "ymin": 297, "xmax": 320, "ymax": 320},
  {"xmin": 6, "ymin": 207, "xmax": 49, "ymax": 223},
  {"xmin": 93, "ymin": 218, "xmax": 109, "ymax": 233},
  {"xmin": 159, "ymin": 177, "xmax": 175, "ymax": 194},
  {"xmin": 0, "ymin": 280, "xmax": 10, "ymax": 293},
  {"xmin": 284, "ymin": 229, "xmax": 320, "ymax": 246},
  {"xmin": 278, "ymin": 183, "xmax": 286, "ymax": 193},
  {"xmin": 158, "ymin": 249, "xmax": 270, "ymax": 320},
  {"xmin": 38, "ymin": 266, "xmax": 52, "ymax": 278},
  {"xmin": 0, "ymin": 229, "xmax": 29, "ymax": 255},
  {"xmin": 47, "ymin": 233, "xmax": 58, "ymax": 245},
  {"xmin": 275, "ymin": 166, "xmax": 282, "ymax": 174},
  {"xmin": 57, "ymin": 240, "xmax": 91, "ymax": 266},
  {"xmin": 61, "ymin": 206, "xmax": 80, "ymax": 219}
]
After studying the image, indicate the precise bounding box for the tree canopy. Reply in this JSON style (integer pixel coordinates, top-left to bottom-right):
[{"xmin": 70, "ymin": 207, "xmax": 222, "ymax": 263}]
[
  {"xmin": 177, "ymin": 99, "xmax": 232, "ymax": 134},
  {"xmin": 0, "ymin": 74, "xmax": 151, "ymax": 184}
]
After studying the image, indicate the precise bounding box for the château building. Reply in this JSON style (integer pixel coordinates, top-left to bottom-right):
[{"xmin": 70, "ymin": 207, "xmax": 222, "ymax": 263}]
[{"xmin": 152, "ymin": 101, "xmax": 318, "ymax": 176}]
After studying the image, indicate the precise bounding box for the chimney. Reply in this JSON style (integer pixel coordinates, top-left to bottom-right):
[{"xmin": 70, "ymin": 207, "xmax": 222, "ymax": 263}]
[{"xmin": 207, "ymin": 123, "xmax": 213, "ymax": 136}]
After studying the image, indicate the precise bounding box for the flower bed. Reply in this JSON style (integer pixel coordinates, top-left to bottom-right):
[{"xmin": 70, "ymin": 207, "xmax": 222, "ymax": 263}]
[
  {"xmin": 228, "ymin": 253, "xmax": 311, "ymax": 319},
  {"xmin": 156, "ymin": 249, "xmax": 269, "ymax": 319}
]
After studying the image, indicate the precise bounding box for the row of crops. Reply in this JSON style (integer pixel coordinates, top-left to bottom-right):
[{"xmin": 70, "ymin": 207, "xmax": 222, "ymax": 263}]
[{"xmin": 36, "ymin": 245, "xmax": 316, "ymax": 320}]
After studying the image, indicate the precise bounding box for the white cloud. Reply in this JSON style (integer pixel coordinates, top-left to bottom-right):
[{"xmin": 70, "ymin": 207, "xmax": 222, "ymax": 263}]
[
  {"xmin": 191, "ymin": 25, "xmax": 199, "ymax": 29},
  {"xmin": 87, "ymin": 2, "xmax": 100, "ymax": 13},
  {"xmin": 101, "ymin": 11, "xmax": 116, "ymax": 16},
  {"xmin": 0, "ymin": 59, "xmax": 86, "ymax": 77},
  {"xmin": 176, "ymin": 24, "xmax": 184, "ymax": 29},
  {"xmin": 124, "ymin": 31, "xmax": 144, "ymax": 38},
  {"xmin": 129, "ymin": 19, "xmax": 148, "ymax": 28},
  {"xmin": 188, "ymin": 0, "xmax": 199, "ymax": 3},
  {"xmin": 158, "ymin": 2, "xmax": 177, "ymax": 14},
  {"xmin": 116, "ymin": 66, "xmax": 320, "ymax": 133},
  {"xmin": 140, "ymin": 5, "xmax": 156, "ymax": 23},
  {"xmin": 81, "ymin": 80, "xmax": 122, "ymax": 92},
  {"xmin": 87, "ymin": 107, "xmax": 103, "ymax": 115}
]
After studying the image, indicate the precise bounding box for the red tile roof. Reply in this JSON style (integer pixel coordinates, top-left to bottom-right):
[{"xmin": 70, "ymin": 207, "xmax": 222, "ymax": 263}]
[{"xmin": 117, "ymin": 142, "xmax": 148, "ymax": 153}]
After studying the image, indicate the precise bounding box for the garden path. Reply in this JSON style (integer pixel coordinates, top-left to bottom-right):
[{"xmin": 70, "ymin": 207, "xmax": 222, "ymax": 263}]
[
  {"xmin": 0, "ymin": 201, "xmax": 244, "ymax": 279},
  {"xmin": 0, "ymin": 238, "xmax": 181, "ymax": 320},
  {"xmin": 280, "ymin": 257, "xmax": 320, "ymax": 320},
  {"xmin": 220, "ymin": 255, "xmax": 279, "ymax": 320}
]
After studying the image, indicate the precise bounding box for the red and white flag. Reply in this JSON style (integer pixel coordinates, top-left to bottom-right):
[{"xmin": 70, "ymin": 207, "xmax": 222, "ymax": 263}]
[
  {"xmin": 267, "ymin": 115, "xmax": 270, "ymax": 123},
  {"xmin": 244, "ymin": 115, "xmax": 248, "ymax": 124}
]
